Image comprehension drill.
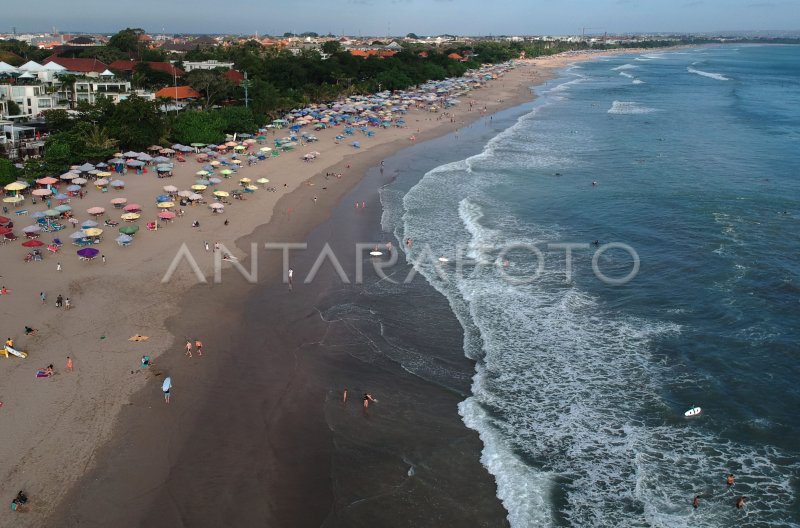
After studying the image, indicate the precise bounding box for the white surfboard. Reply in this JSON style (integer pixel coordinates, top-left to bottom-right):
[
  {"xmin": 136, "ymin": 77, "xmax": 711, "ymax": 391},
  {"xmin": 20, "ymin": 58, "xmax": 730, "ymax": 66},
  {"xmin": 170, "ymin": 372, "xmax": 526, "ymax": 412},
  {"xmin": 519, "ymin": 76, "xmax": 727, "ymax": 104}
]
[
  {"xmin": 162, "ymin": 376, "xmax": 172, "ymax": 392},
  {"xmin": 369, "ymin": 251, "xmax": 383, "ymax": 256},
  {"xmin": 438, "ymin": 257, "xmax": 449, "ymax": 262},
  {"xmin": 4, "ymin": 346, "xmax": 27, "ymax": 359},
  {"xmin": 684, "ymin": 406, "xmax": 702, "ymax": 417}
]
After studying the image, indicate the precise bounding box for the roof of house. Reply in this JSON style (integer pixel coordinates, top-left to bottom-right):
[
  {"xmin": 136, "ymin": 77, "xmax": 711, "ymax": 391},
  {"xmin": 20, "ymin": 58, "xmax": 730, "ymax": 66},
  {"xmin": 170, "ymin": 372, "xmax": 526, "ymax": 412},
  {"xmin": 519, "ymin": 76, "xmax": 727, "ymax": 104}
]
[
  {"xmin": 223, "ymin": 69, "xmax": 244, "ymax": 85},
  {"xmin": 154, "ymin": 86, "xmax": 202, "ymax": 100},
  {"xmin": 42, "ymin": 56, "xmax": 109, "ymax": 74},
  {"xmin": 448, "ymin": 53, "xmax": 463, "ymax": 60},
  {"xmin": 349, "ymin": 49, "xmax": 398, "ymax": 59},
  {"xmin": 109, "ymin": 60, "xmax": 184, "ymax": 76}
]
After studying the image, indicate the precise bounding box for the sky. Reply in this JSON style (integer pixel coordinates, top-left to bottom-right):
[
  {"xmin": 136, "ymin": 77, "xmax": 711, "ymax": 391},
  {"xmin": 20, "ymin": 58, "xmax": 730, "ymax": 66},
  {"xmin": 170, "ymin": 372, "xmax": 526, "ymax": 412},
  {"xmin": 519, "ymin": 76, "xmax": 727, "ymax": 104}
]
[{"xmin": 4, "ymin": 0, "xmax": 799, "ymax": 36}]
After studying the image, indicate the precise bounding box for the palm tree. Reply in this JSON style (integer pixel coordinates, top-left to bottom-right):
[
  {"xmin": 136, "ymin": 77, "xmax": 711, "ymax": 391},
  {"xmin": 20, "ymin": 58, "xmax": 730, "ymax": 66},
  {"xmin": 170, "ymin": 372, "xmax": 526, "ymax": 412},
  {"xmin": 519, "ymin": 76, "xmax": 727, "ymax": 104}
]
[{"xmin": 85, "ymin": 125, "xmax": 118, "ymax": 159}]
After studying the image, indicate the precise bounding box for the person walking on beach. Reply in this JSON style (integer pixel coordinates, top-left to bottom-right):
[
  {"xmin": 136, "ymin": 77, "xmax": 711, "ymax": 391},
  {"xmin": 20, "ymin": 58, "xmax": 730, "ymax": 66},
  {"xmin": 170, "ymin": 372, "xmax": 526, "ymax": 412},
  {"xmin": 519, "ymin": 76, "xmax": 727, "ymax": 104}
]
[
  {"xmin": 56, "ymin": 262, "xmax": 62, "ymax": 272},
  {"xmin": 204, "ymin": 241, "xmax": 210, "ymax": 252},
  {"xmin": 162, "ymin": 376, "xmax": 172, "ymax": 404},
  {"xmin": 40, "ymin": 291, "xmax": 46, "ymax": 304},
  {"xmin": 66, "ymin": 356, "xmax": 73, "ymax": 372},
  {"xmin": 101, "ymin": 254, "xmax": 106, "ymax": 264},
  {"xmin": 342, "ymin": 388, "xmax": 348, "ymax": 403},
  {"xmin": 194, "ymin": 339, "xmax": 203, "ymax": 357},
  {"xmin": 64, "ymin": 298, "xmax": 71, "ymax": 310},
  {"xmin": 185, "ymin": 340, "xmax": 193, "ymax": 358},
  {"xmin": 55, "ymin": 294, "xmax": 63, "ymax": 308},
  {"xmin": 288, "ymin": 268, "xmax": 293, "ymax": 291}
]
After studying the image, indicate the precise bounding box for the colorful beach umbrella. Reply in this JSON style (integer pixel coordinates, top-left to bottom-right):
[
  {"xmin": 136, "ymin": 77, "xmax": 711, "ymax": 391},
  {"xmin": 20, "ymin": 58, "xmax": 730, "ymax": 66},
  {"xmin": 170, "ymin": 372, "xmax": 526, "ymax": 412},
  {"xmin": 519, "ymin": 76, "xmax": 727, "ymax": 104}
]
[
  {"xmin": 121, "ymin": 212, "xmax": 141, "ymax": 221},
  {"xmin": 22, "ymin": 240, "xmax": 44, "ymax": 247},
  {"xmin": 119, "ymin": 225, "xmax": 139, "ymax": 235},
  {"xmin": 83, "ymin": 228, "xmax": 103, "ymax": 237},
  {"xmin": 158, "ymin": 211, "xmax": 176, "ymax": 220},
  {"xmin": 87, "ymin": 207, "xmax": 106, "ymax": 216},
  {"xmin": 77, "ymin": 247, "xmax": 100, "ymax": 259},
  {"xmin": 123, "ymin": 204, "xmax": 142, "ymax": 212},
  {"xmin": 32, "ymin": 188, "xmax": 52, "ymax": 196}
]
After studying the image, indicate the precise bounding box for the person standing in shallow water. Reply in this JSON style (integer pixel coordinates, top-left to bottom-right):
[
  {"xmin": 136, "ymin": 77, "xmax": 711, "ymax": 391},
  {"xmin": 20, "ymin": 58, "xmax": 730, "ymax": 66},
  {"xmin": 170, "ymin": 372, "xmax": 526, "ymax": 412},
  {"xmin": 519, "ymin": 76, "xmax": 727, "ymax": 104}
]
[
  {"xmin": 692, "ymin": 495, "xmax": 700, "ymax": 509},
  {"xmin": 727, "ymin": 474, "xmax": 735, "ymax": 487},
  {"xmin": 363, "ymin": 393, "xmax": 376, "ymax": 409}
]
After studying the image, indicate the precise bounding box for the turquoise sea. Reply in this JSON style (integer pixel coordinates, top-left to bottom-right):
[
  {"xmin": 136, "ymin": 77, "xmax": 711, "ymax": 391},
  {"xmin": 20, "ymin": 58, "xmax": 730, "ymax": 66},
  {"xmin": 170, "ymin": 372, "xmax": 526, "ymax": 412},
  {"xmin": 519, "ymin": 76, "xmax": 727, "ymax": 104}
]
[{"xmin": 381, "ymin": 45, "xmax": 800, "ymax": 526}]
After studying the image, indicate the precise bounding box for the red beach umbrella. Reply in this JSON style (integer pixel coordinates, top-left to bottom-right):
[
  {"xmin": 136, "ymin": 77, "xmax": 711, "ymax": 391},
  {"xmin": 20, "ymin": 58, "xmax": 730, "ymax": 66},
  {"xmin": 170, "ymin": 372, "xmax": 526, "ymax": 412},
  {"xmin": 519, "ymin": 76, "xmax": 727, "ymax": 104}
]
[
  {"xmin": 22, "ymin": 240, "xmax": 44, "ymax": 247},
  {"xmin": 0, "ymin": 226, "xmax": 12, "ymax": 235}
]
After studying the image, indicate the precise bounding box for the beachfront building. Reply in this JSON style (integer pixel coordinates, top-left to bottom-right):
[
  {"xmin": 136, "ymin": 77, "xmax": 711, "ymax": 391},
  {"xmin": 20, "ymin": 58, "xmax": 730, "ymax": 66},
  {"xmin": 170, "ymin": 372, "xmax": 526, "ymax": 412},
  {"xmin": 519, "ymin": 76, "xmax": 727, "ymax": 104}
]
[
  {"xmin": 72, "ymin": 78, "xmax": 133, "ymax": 105},
  {"xmin": 154, "ymin": 85, "xmax": 201, "ymax": 112},
  {"xmin": 182, "ymin": 60, "xmax": 234, "ymax": 72},
  {"xmin": 0, "ymin": 83, "xmax": 70, "ymax": 116},
  {"xmin": 42, "ymin": 57, "xmax": 110, "ymax": 77}
]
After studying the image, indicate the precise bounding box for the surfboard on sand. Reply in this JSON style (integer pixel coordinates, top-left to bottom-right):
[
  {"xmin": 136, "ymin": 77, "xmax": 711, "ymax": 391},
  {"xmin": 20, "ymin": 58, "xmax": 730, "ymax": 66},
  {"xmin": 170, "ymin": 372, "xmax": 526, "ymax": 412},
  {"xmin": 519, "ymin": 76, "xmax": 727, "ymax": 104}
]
[
  {"xmin": 684, "ymin": 406, "xmax": 702, "ymax": 417},
  {"xmin": 4, "ymin": 346, "xmax": 28, "ymax": 359}
]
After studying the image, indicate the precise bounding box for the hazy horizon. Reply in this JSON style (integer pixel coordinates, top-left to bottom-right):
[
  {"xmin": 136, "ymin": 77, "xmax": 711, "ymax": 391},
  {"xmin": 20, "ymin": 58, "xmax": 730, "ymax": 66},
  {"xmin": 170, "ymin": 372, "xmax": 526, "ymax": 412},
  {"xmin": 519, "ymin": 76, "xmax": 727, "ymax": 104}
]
[{"xmin": 4, "ymin": 0, "xmax": 799, "ymax": 37}]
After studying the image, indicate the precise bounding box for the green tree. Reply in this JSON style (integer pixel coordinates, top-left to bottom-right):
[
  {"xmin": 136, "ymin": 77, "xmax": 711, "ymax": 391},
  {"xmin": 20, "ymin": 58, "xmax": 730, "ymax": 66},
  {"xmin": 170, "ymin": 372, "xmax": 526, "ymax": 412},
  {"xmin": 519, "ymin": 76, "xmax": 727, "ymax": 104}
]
[
  {"xmin": 43, "ymin": 139, "xmax": 74, "ymax": 174},
  {"xmin": 43, "ymin": 109, "xmax": 74, "ymax": 133},
  {"xmin": 6, "ymin": 100, "xmax": 21, "ymax": 115},
  {"xmin": 106, "ymin": 95, "xmax": 165, "ymax": 150},
  {"xmin": 185, "ymin": 69, "xmax": 233, "ymax": 110},
  {"xmin": 406, "ymin": 33, "xmax": 419, "ymax": 39},
  {"xmin": 321, "ymin": 40, "xmax": 342, "ymax": 55},
  {"xmin": 108, "ymin": 28, "xmax": 146, "ymax": 56},
  {"xmin": 171, "ymin": 110, "xmax": 226, "ymax": 144},
  {"xmin": 0, "ymin": 158, "xmax": 17, "ymax": 186},
  {"xmin": 217, "ymin": 106, "xmax": 257, "ymax": 134}
]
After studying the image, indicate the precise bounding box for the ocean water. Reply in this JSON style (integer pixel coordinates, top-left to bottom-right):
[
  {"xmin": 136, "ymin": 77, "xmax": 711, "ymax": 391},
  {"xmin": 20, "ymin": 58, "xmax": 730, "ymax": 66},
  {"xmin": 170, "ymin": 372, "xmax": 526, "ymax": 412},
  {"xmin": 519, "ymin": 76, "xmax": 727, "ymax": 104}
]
[{"xmin": 382, "ymin": 45, "xmax": 800, "ymax": 526}]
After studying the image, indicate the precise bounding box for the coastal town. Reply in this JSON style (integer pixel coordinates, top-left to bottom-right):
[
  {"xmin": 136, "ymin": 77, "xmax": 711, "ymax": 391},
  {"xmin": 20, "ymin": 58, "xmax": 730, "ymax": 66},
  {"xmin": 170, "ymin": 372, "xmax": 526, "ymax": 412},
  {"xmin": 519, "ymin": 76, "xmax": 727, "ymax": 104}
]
[{"xmin": 1, "ymin": 14, "xmax": 798, "ymax": 528}]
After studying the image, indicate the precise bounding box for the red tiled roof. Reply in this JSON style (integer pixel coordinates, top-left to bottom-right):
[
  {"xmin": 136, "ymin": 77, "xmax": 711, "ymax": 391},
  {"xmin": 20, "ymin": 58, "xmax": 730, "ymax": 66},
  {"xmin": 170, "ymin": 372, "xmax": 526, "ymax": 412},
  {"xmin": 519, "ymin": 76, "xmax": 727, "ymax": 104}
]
[
  {"xmin": 154, "ymin": 86, "xmax": 202, "ymax": 100},
  {"xmin": 448, "ymin": 53, "xmax": 463, "ymax": 60},
  {"xmin": 109, "ymin": 60, "xmax": 184, "ymax": 76},
  {"xmin": 349, "ymin": 49, "xmax": 397, "ymax": 58},
  {"xmin": 224, "ymin": 69, "xmax": 244, "ymax": 85},
  {"xmin": 42, "ymin": 56, "xmax": 109, "ymax": 73}
]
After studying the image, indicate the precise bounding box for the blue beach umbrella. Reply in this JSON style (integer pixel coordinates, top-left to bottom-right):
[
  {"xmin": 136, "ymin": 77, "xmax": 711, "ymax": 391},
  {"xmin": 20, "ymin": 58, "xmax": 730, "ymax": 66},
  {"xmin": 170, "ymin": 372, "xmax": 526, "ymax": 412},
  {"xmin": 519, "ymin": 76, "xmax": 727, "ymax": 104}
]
[
  {"xmin": 67, "ymin": 184, "xmax": 81, "ymax": 192},
  {"xmin": 155, "ymin": 194, "xmax": 171, "ymax": 203},
  {"xmin": 54, "ymin": 193, "xmax": 69, "ymax": 200}
]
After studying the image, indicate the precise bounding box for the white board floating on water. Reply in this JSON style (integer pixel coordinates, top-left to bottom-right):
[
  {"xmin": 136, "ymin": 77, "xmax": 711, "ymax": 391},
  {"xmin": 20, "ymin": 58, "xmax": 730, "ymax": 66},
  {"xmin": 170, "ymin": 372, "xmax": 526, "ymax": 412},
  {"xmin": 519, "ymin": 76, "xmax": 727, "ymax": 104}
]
[
  {"xmin": 684, "ymin": 406, "xmax": 702, "ymax": 417},
  {"xmin": 438, "ymin": 257, "xmax": 449, "ymax": 262},
  {"xmin": 369, "ymin": 251, "xmax": 383, "ymax": 256}
]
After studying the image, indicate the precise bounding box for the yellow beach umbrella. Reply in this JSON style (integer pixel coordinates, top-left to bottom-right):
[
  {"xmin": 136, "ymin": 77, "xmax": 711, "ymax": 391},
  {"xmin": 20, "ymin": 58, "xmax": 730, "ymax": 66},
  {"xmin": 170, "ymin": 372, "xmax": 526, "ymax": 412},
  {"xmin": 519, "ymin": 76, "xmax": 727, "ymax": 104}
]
[
  {"xmin": 4, "ymin": 181, "xmax": 28, "ymax": 191},
  {"xmin": 209, "ymin": 160, "xmax": 221, "ymax": 166},
  {"xmin": 213, "ymin": 190, "xmax": 229, "ymax": 197},
  {"xmin": 191, "ymin": 184, "xmax": 207, "ymax": 191},
  {"xmin": 121, "ymin": 212, "xmax": 141, "ymax": 221},
  {"xmin": 96, "ymin": 171, "xmax": 112, "ymax": 177},
  {"xmin": 246, "ymin": 185, "xmax": 258, "ymax": 191},
  {"xmin": 231, "ymin": 159, "xmax": 242, "ymax": 164},
  {"xmin": 196, "ymin": 170, "xmax": 210, "ymax": 176},
  {"xmin": 233, "ymin": 145, "xmax": 246, "ymax": 150},
  {"xmin": 157, "ymin": 201, "xmax": 175, "ymax": 209},
  {"xmin": 256, "ymin": 178, "xmax": 270, "ymax": 184},
  {"xmin": 259, "ymin": 147, "xmax": 272, "ymax": 152},
  {"xmin": 239, "ymin": 177, "xmax": 252, "ymax": 183},
  {"xmin": 83, "ymin": 228, "xmax": 104, "ymax": 237},
  {"xmin": 3, "ymin": 195, "xmax": 24, "ymax": 203}
]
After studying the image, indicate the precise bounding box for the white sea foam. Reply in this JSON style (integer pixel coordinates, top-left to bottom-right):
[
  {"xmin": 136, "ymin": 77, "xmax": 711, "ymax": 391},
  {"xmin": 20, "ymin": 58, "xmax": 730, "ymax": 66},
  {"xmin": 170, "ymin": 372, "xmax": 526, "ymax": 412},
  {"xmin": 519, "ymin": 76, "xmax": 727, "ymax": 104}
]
[
  {"xmin": 392, "ymin": 75, "xmax": 799, "ymax": 526},
  {"xmin": 612, "ymin": 63, "xmax": 638, "ymax": 71},
  {"xmin": 608, "ymin": 101, "xmax": 658, "ymax": 114},
  {"xmin": 632, "ymin": 79, "xmax": 646, "ymax": 85},
  {"xmin": 687, "ymin": 67, "xmax": 729, "ymax": 81},
  {"xmin": 619, "ymin": 71, "xmax": 634, "ymax": 79}
]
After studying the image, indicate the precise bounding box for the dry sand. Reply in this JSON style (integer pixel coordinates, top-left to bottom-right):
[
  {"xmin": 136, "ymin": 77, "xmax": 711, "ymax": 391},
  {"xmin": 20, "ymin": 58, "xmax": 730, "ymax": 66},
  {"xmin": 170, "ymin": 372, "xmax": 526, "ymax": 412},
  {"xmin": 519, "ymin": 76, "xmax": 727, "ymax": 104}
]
[{"xmin": 0, "ymin": 49, "xmax": 643, "ymax": 525}]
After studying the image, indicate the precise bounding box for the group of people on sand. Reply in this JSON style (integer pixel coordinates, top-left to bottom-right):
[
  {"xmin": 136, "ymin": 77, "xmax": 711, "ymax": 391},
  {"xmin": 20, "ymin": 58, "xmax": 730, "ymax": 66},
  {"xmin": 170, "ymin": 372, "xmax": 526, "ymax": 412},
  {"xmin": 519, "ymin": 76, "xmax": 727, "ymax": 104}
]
[{"xmin": 691, "ymin": 473, "xmax": 747, "ymax": 512}]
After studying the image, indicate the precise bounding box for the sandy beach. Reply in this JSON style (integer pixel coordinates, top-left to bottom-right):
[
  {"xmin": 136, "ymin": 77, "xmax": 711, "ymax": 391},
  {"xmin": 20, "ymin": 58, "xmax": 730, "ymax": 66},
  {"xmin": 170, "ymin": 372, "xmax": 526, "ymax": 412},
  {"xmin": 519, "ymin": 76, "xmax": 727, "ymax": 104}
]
[{"xmin": 0, "ymin": 48, "xmax": 646, "ymax": 526}]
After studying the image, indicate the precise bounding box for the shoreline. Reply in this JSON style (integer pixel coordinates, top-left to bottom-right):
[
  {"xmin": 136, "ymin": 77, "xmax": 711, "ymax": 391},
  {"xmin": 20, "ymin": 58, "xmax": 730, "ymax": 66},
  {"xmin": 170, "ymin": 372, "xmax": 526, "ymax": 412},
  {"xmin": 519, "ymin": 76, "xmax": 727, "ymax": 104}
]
[{"xmin": 0, "ymin": 47, "xmax": 663, "ymax": 527}]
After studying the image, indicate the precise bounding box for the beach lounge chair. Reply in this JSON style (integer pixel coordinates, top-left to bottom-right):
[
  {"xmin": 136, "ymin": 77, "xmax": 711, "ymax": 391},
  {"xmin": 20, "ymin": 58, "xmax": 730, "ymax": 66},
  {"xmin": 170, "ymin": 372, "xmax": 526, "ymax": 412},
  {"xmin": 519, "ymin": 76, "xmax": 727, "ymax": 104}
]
[{"xmin": 15, "ymin": 209, "xmax": 28, "ymax": 216}]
